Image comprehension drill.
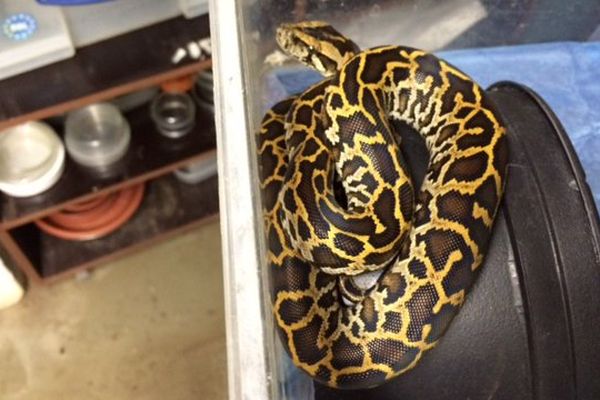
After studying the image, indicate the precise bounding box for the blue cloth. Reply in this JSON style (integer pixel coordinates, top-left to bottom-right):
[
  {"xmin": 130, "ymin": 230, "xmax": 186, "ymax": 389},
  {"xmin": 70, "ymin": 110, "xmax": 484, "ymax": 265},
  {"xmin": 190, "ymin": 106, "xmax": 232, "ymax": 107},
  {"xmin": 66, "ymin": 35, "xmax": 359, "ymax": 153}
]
[
  {"xmin": 438, "ymin": 42, "xmax": 600, "ymax": 210},
  {"xmin": 266, "ymin": 41, "xmax": 600, "ymax": 210}
]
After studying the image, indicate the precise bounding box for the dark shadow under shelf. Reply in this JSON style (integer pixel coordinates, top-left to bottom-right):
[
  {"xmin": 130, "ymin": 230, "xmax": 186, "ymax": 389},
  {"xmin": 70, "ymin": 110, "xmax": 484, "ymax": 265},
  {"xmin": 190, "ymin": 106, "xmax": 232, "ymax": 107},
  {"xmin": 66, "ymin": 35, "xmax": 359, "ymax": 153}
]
[
  {"xmin": 0, "ymin": 104, "xmax": 216, "ymax": 228},
  {"xmin": 10, "ymin": 174, "xmax": 219, "ymax": 281}
]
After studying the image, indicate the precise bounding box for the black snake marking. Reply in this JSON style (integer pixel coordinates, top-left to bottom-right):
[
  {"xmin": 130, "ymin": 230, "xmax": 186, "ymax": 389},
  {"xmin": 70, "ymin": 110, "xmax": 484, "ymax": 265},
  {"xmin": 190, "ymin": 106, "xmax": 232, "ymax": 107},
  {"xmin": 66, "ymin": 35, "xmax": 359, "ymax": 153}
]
[{"xmin": 257, "ymin": 21, "xmax": 509, "ymax": 389}]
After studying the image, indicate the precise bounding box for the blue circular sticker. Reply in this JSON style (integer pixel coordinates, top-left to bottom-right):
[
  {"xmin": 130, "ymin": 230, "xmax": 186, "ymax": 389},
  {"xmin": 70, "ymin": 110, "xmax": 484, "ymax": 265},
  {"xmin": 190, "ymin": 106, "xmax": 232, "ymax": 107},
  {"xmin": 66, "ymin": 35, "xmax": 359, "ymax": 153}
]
[{"xmin": 3, "ymin": 13, "xmax": 38, "ymax": 41}]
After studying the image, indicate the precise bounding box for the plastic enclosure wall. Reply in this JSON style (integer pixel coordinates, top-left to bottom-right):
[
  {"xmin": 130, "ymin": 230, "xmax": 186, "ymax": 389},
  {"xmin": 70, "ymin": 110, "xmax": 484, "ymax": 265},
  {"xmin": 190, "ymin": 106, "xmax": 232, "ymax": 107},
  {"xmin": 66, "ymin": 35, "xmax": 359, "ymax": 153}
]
[
  {"xmin": 208, "ymin": 1, "xmax": 600, "ymax": 399},
  {"xmin": 209, "ymin": 1, "xmax": 273, "ymax": 399}
]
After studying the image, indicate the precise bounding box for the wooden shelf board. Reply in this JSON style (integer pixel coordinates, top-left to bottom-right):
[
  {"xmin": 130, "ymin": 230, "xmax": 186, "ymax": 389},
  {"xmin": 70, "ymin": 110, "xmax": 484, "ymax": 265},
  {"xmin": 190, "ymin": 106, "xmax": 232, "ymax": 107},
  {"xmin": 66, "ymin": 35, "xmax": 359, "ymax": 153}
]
[
  {"xmin": 9, "ymin": 174, "xmax": 219, "ymax": 283},
  {"xmin": 0, "ymin": 105, "xmax": 216, "ymax": 229}
]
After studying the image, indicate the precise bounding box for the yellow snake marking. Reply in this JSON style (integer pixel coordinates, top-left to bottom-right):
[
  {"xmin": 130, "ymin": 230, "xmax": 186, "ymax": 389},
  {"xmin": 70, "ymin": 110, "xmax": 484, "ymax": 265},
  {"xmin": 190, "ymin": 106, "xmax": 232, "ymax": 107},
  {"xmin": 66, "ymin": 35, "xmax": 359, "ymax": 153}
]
[{"xmin": 258, "ymin": 22, "xmax": 509, "ymax": 389}]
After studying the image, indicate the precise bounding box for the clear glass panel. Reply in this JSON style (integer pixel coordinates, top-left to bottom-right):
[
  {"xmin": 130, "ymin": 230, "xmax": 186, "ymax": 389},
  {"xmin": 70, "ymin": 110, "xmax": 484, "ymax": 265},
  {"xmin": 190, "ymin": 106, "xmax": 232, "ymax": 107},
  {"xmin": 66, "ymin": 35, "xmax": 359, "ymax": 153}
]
[
  {"xmin": 210, "ymin": 1, "xmax": 600, "ymax": 399},
  {"xmin": 248, "ymin": 0, "xmax": 599, "ymax": 50}
]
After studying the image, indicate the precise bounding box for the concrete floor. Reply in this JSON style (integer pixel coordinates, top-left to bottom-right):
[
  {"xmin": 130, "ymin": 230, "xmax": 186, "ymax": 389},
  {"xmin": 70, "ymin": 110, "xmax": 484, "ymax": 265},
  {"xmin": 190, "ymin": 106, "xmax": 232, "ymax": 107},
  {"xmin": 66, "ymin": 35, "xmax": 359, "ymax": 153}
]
[{"xmin": 0, "ymin": 219, "xmax": 227, "ymax": 400}]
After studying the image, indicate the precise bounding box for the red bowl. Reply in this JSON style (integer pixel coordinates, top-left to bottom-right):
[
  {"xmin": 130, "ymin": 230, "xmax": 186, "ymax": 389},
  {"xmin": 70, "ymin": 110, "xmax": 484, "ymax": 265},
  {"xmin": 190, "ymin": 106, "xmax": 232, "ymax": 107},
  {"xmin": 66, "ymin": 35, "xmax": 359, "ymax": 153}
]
[
  {"xmin": 47, "ymin": 192, "xmax": 120, "ymax": 230},
  {"xmin": 35, "ymin": 184, "xmax": 145, "ymax": 241},
  {"xmin": 62, "ymin": 194, "xmax": 111, "ymax": 213}
]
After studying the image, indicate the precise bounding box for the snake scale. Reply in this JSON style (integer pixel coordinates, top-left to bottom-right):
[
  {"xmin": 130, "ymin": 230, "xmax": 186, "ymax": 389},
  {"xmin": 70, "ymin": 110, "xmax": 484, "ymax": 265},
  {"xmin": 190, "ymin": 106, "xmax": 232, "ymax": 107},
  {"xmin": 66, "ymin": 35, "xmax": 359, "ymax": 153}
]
[{"xmin": 257, "ymin": 21, "xmax": 508, "ymax": 389}]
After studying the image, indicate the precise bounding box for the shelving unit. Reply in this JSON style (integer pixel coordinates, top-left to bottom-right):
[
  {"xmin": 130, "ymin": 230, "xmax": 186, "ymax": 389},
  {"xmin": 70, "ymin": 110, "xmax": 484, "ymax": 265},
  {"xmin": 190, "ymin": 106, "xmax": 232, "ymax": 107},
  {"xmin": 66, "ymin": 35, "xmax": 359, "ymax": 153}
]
[
  {"xmin": 0, "ymin": 14, "xmax": 219, "ymax": 284},
  {"xmin": 6, "ymin": 175, "xmax": 219, "ymax": 283},
  {"xmin": 0, "ymin": 14, "xmax": 212, "ymax": 130}
]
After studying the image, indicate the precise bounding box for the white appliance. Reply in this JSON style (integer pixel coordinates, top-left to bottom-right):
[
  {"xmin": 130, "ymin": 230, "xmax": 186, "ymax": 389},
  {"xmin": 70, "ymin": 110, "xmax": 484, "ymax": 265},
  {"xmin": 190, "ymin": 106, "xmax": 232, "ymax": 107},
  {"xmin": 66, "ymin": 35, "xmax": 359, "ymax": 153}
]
[
  {"xmin": 0, "ymin": 0, "xmax": 74, "ymax": 80},
  {"xmin": 0, "ymin": 0, "xmax": 209, "ymax": 80},
  {"xmin": 0, "ymin": 256, "xmax": 24, "ymax": 309}
]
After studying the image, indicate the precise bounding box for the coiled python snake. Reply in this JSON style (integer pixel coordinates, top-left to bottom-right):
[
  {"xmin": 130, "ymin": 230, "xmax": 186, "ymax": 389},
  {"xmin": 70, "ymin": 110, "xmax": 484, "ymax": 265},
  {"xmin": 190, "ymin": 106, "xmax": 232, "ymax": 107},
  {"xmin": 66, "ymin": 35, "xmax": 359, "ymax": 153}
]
[{"xmin": 257, "ymin": 21, "xmax": 508, "ymax": 389}]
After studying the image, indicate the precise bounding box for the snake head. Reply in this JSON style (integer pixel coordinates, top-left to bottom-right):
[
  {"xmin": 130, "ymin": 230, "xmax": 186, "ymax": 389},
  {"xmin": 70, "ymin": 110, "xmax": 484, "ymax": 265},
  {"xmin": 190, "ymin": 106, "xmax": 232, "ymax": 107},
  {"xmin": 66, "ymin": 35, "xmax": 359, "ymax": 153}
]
[{"xmin": 276, "ymin": 21, "xmax": 359, "ymax": 77}]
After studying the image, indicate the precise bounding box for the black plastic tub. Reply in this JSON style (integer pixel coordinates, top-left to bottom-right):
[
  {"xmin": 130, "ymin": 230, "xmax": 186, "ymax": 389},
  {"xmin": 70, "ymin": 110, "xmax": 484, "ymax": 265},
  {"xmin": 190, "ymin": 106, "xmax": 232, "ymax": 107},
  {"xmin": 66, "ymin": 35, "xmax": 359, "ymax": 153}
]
[{"xmin": 315, "ymin": 82, "xmax": 600, "ymax": 400}]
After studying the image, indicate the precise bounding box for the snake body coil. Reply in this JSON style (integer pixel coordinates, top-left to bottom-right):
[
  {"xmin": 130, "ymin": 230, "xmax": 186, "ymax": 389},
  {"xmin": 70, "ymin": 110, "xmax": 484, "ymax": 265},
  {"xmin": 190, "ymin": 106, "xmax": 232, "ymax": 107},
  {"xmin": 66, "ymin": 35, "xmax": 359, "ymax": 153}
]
[{"xmin": 258, "ymin": 22, "xmax": 508, "ymax": 389}]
